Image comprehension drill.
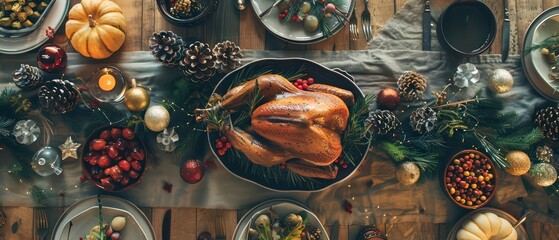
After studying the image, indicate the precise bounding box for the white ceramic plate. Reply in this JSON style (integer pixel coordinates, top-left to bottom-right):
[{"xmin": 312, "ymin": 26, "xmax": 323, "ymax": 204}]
[
  {"xmin": 522, "ymin": 7, "xmax": 559, "ymax": 101},
  {"xmin": 251, "ymin": 0, "xmax": 354, "ymax": 44},
  {"xmin": 233, "ymin": 199, "xmax": 329, "ymax": 240},
  {"xmin": 52, "ymin": 195, "xmax": 155, "ymax": 240},
  {"xmin": 0, "ymin": 0, "xmax": 70, "ymax": 54},
  {"xmin": 446, "ymin": 208, "xmax": 528, "ymax": 240}
]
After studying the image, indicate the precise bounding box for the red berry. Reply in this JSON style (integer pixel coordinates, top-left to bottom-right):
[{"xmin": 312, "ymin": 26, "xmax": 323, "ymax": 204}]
[
  {"xmin": 279, "ymin": 14, "xmax": 285, "ymax": 20},
  {"xmin": 89, "ymin": 157, "xmax": 99, "ymax": 166},
  {"xmin": 302, "ymin": 83, "xmax": 308, "ymax": 89},
  {"xmin": 218, "ymin": 149, "xmax": 226, "ymax": 156},
  {"xmin": 109, "ymin": 166, "xmax": 123, "ymax": 182},
  {"xmin": 342, "ymin": 164, "xmax": 348, "ymax": 168},
  {"xmin": 111, "ymin": 232, "xmax": 121, "ymax": 240},
  {"xmin": 122, "ymin": 128, "xmax": 135, "ymax": 140},
  {"xmin": 128, "ymin": 170, "xmax": 139, "ymax": 179},
  {"xmin": 296, "ymin": 85, "xmax": 303, "ymax": 90},
  {"xmin": 120, "ymin": 176, "xmax": 130, "ymax": 186},
  {"xmin": 307, "ymin": 78, "xmax": 314, "ymax": 84},
  {"xmin": 80, "ymin": 176, "xmax": 86, "ymax": 182},
  {"xmin": 103, "ymin": 167, "xmax": 112, "ymax": 176},
  {"xmin": 225, "ymin": 142, "xmax": 232, "ymax": 149},
  {"xmin": 98, "ymin": 155, "xmax": 111, "ymax": 168},
  {"xmin": 295, "ymin": 18, "xmax": 302, "ymax": 23},
  {"xmin": 105, "ymin": 227, "xmax": 113, "ymax": 237},
  {"xmin": 220, "ymin": 136, "xmax": 228, "ymax": 142},
  {"xmin": 296, "ymin": 79, "xmax": 303, "ymax": 84},
  {"xmin": 90, "ymin": 139, "xmax": 106, "ymax": 151},
  {"xmin": 216, "ymin": 141, "xmax": 224, "ymax": 149},
  {"xmin": 130, "ymin": 161, "xmax": 142, "ymax": 171},
  {"xmin": 100, "ymin": 178, "xmax": 115, "ymax": 191},
  {"xmin": 118, "ymin": 160, "xmax": 131, "ymax": 172},
  {"xmin": 99, "ymin": 130, "xmax": 111, "ymax": 140},
  {"xmin": 114, "ymin": 138, "xmax": 126, "ymax": 151},
  {"xmin": 110, "ymin": 128, "xmax": 122, "ymax": 139},
  {"xmin": 283, "ymin": 9, "xmax": 288, "ymax": 14},
  {"xmin": 107, "ymin": 146, "xmax": 119, "ymax": 159},
  {"xmin": 131, "ymin": 148, "xmax": 145, "ymax": 161}
]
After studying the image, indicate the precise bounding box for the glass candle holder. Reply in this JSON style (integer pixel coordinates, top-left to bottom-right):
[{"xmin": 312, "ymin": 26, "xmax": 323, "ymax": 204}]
[{"xmin": 87, "ymin": 66, "xmax": 127, "ymax": 103}]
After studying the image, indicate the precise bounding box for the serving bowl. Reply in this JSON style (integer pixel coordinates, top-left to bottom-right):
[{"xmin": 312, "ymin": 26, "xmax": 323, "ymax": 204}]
[
  {"xmin": 156, "ymin": 0, "xmax": 219, "ymax": 27},
  {"xmin": 81, "ymin": 126, "xmax": 147, "ymax": 192},
  {"xmin": 446, "ymin": 207, "xmax": 529, "ymax": 240},
  {"xmin": 0, "ymin": 0, "xmax": 57, "ymax": 37},
  {"xmin": 206, "ymin": 58, "xmax": 369, "ymax": 192},
  {"xmin": 442, "ymin": 150, "xmax": 497, "ymax": 209}
]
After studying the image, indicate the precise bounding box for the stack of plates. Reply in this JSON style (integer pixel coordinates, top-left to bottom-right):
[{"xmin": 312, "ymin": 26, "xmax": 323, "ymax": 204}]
[
  {"xmin": 52, "ymin": 195, "xmax": 155, "ymax": 240},
  {"xmin": 233, "ymin": 199, "xmax": 329, "ymax": 240},
  {"xmin": 250, "ymin": 0, "xmax": 355, "ymax": 44},
  {"xmin": 522, "ymin": 7, "xmax": 559, "ymax": 102},
  {"xmin": 0, "ymin": 0, "xmax": 70, "ymax": 54}
]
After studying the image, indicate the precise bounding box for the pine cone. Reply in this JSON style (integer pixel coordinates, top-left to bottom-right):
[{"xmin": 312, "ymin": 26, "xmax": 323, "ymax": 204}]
[
  {"xmin": 38, "ymin": 79, "xmax": 79, "ymax": 114},
  {"xmin": 179, "ymin": 41, "xmax": 217, "ymax": 83},
  {"xmin": 366, "ymin": 110, "xmax": 400, "ymax": 135},
  {"xmin": 410, "ymin": 107, "xmax": 437, "ymax": 133},
  {"xmin": 535, "ymin": 106, "xmax": 559, "ymax": 140},
  {"xmin": 12, "ymin": 64, "xmax": 43, "ymax": 90},
  {"xmin": 149, "ymin": 31, "xmax": 185, "ymax": 67},
  {"xmin": 397, "ymin": 71, "xmax": 428, "ymax": 101},
  {"xmin": 171, "ymin": 0, "xmax": 191, "ymax": 17},
  {"xmin": 213, "ymin": 40, "xmax": 243, "ymax": 72},
  {"xmin": 358, "ymin": 225, "xmax": 387, "ymax": 240}
]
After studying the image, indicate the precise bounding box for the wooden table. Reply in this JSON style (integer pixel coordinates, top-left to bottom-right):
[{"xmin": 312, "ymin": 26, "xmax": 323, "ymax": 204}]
[{"xmin": 3, "ymin": 0, "xmax": 559, "ymax": 239}]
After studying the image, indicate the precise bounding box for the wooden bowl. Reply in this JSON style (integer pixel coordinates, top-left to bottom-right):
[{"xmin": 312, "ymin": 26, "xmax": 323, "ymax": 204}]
[
  {"xmin": 81, "ymin": 126, "xmax": 147, "ymax": 192},
  {"xmin": 436, "ymin": 0, "xmax": 496, "ymax": 56},
  {"xmin": 156, "ymin": 0, "xmax": 219, "ymax": 27},
  {"xmin": 442, "ymin": 150, "xmax": 497, "ymax": 209}
]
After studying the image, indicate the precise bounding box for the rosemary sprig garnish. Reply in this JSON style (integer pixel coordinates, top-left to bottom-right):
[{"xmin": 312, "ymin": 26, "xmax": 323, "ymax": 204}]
[{"xmin": 524, "ymin": 32, "xmax": 559, "ymax": 55}]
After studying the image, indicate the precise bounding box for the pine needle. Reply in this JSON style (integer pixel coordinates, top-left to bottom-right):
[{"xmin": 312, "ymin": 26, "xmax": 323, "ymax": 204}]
[{"xmin": 30, "ymin": 186, "xmax": 47, "ymax": 207}]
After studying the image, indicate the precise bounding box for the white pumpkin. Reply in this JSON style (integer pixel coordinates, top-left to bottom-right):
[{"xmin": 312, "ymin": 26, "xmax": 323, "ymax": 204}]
[{"xmin": 456, "ymin": 212, "xmax": 517, "ymax": 240}]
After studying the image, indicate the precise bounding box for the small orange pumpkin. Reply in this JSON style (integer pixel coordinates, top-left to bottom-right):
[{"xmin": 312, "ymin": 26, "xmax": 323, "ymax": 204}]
[{"xmin": 66, "ymin": 0, "xmax": 127, "ymax": 59}]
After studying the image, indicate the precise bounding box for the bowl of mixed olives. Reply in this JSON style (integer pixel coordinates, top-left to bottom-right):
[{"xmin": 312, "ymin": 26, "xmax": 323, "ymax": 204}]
[{"xmin": 0, "ymin": 0, "xmax": 56, "ymax": 37}]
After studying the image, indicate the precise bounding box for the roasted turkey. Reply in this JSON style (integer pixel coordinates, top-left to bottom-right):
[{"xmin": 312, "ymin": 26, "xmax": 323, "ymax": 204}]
[{"xmin": 196, "ymin": 74, "xmax": 355, "ymax": 179}]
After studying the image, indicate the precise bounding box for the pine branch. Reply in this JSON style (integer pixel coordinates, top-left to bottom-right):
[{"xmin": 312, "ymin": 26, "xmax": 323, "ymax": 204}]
[
  {"xmin": 379, "ymin": 141, "xmax": 439, "ymax": 175},
  {"xmin": 491, "ymin": 127, "xmax": 544, "ymax": 152},
  {"xmin": 523, "ymin": 32, "xmax": 559, "ymax": 55},
  {"xmin": 30, "ymin": 186, "xmax": 47, "ymax": 207}
]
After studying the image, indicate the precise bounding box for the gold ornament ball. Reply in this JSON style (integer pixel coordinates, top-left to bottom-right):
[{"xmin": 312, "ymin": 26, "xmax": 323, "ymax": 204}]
[
  {"xmin": 530, "ymin": 162, "xmax": 558, "ymax": 187},
  {"xmin": 395, "ymin": 161, "xmax": 420, "ymax": 185},
  {"xmin": 124, "ymin": 79, "xmax": 150, "ymax": 112},
  {"xmin": 144, "ymin": 105, "xmax": 170, "ymax": 132},
  {"xmin": 505, "ymin": 150, "xmax": 531, "ymax": 176},
  {"xmin": 488, "ymin": 69, "xmax": 514, "ymax": 94}
]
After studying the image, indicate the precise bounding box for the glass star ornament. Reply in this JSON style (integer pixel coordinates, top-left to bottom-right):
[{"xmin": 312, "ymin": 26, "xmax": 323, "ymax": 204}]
[
  {"xmin": 156, "ymin": 128, "xmax": 179, "ymax": 152},
  {"xmin": 453, "ymin": 63, "xmax": 480, "ymax": 88},
  {"xmin": 58, "ymin": 136, "xmax": 81, "ymax": 160},
  {"xmin": 12, "ymin": 119, "xmax": 40, "ymax": 145}
]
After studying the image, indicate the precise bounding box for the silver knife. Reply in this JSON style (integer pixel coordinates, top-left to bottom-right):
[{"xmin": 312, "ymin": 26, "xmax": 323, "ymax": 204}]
[
  {"xmin": 422, "ymin": 0, "xmax": 432, "ymax": 51},
  {"xmin": 162, "ymin": 209, "xmax": 172, "ymax": 240},
  {"xmin": 502, "ymin": 0, "xmax": 510, "ymax": 62}
]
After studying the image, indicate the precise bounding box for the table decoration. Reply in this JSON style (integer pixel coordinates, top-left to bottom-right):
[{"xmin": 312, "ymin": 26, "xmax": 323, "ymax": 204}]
[
  {"xmin": 31, "ymin": 146, "xmax": 62, "ymax": 176},
  {"xmin": 435, "ymin": 0, "xmax": 496, "ymax": 56},
  {"xmin": 366, "ymin": 110, "xmax": 399, "ymax": 135},
  {"xmin": 38, "ymin": 79, "xmax": 79, "ymax": 114},
  {"xmin": 452, "ymin": 63, "xmax": 480, "ymax": 88},
  {"xmin": 376, "ymin": 88, "xmax": 400, "ymax": 110},
  {"xmin": 536, "ymin": 145, "xmax": 554, "ymax": 162},
  {"xmin": 447, "ymin": 208, "xmax": 528, "ymax": 240},
  {"xmin": 180, "ymin": 41, "xmax": 217, "ymax": 82},
  {"xmin": 505, "ymin": 151, "xmax": 531, "ymax": 176},
  {"xmin": 409, "ymin": 107, "xmax": 437, "ymax": 133},
  {"xmin": 488, "ymin": 69, "xmax": 514, "ymax": 94},
  {"xmin": 65, "ymin": 0, "xmax": 126, "ymax": 59},
  {"xmin": 397, "ymin": 71, "xmax": 427, "ymax": 101},
  {"xmin": 36, "ymin": 44, "xmax": 67, "ymax": 72},
  {"xmin": 213, "ymin": 40, "xmax": 243, "ymax": 73},
  {"xmin": 12, "ymin": 119, "xmax": 40, "ymax": 145},
  {"xmin": 180, "ymin": 159, "xmax": 204, "ymax": 184},
  {"xmin": 534, "ymin": 106, "xmax": 559, "ymax": 140},
  {"xmin": 149, "ymin": 30, "xmax": 185, "ymax": 67},
  {"xmin": 82, "ymin": 126, "xmax": 146, "ymax": 192},
  {"xmin": 357, "ymin": 225, "xmax": 386, "ymax": 240},
  {"xmin": 156, "ymin": 0, "xmax": 219, "ymax": 26},
  {"xmin": 144, "ymin": 105, "xmax": 170, "ymax": 132},
  {"xmin": 156, "ymin": 128, "xmax": 179, "ymax": 152},
  {"xmin": 395, "ymin": 161, "xmax": 420, "ymax": 186},
  {"xmin": 251, "ymin": 0, "xmax": 354, "ymax": 44},
  {"xmin": 530, "ymin": 162, "xmax": 557, "ymax": 187},
  {"xmin": 58, "ymin": 136, "xmax": 81, "ymax": 160},
  {"xmin": 87, "ymin": 66, "xmax": 127, "ymax": 103},
  {"xmin": 123, "ymin": 79, "xmax": 150, "ymax": 112},
  {"xmin": 11, "ymin": 64, "xmax": 44, "ymax": 90},
  {"xmin": 234, "ymin": 199, "xmax": 329, "ymax": 240}
]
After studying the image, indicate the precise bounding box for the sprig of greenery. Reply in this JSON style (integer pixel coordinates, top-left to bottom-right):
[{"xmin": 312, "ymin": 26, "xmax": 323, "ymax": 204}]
[
  {"xmin": 96, "ymin": 195, "xmax": 106, "ymax": 240},
  {"xmin": 524, "ymin": 32, "xmax": 559, "ymax": 55},
  {"xmin": 30, "ymin": 186, "xmax": 47, "ymax": 207},
  {"xmin": 342, "ymin": 95, "xmax": 374, "ymax": 166},
  {"xmin": 380, "ymin": 141, "xmax": 438, "ymax": 175}
]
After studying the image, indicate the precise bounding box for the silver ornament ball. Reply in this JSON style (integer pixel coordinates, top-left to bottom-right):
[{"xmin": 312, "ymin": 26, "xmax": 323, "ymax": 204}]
[
  {"xmin": 488, "ymin": 69, "xmax": 514, "ymax": 94},
  {"xmin": 396, "ymin": 161, "xmax": 420, "ymax": 185},
  {"xmin": 530, "ymin": 162, "xmax": 558, "ymax": 187},
  {"xmin": 144, "ymin": 105, "xmax": 170, "ymax": 132}
]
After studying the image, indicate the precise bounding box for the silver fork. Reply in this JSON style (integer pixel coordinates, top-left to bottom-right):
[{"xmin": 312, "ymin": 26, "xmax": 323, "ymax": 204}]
[
  {"xmin": 349, "ymin": 8, "xmax": 359, "ymax": 40},
  {"xmin": 35, "ymin": 208, "xmax": 48, "ymax": 240},
  {"xmin": 361, "ymin": 0, "xmax": 373, "ymax": 42}
]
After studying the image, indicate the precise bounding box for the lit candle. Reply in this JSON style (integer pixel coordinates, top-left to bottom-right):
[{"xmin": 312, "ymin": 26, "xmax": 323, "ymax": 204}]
[{"xmin": 98, "ymin": 73, "xmax": 116, "ymax": 92}]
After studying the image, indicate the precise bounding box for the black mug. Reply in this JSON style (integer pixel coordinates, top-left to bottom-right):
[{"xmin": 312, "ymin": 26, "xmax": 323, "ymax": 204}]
[{"xmin": 436, "ymin": 0, "xmax": 497, "ymax": 56}]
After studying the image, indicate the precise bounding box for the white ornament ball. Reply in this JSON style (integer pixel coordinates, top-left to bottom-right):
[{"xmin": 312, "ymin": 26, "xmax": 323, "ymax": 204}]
[
  {"xmin": 488, "ymin": 69, "xmax": 514, "ymax": 94},
  {"xmin": 530, "ymin": 162, "xmax": 558, "ymax": 187},
  {"xmin": 144, "ymin": 105, "xmax": 170, "ymax": 132},
  {"xmin": 396, "ymin": 161, "xmax": 420, "ymax": 185}
]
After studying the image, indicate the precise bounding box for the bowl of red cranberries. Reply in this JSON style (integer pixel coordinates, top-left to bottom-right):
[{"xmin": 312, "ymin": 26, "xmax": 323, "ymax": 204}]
[
  {"xmin": 443, "ymin": 150, "xmax": 497, "ymax": 209},
  {"xmin": 82, "ymin": 126, "xmax": 146, "ymax": 192}
]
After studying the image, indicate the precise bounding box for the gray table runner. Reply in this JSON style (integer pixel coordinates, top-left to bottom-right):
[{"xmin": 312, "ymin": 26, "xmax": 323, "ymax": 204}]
[{"xmin": 0, "ymin": 0, "xmax": 557, "ymax": 230}]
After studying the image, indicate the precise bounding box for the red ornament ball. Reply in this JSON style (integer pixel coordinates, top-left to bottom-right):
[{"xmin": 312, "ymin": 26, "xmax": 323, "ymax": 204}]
[
  {"xmin": 376, "ymin": 88, "xmax": 400, "ymax": 110},
  {"xmin": 180, "ymin": 159, "xmax": 204, "ymax": 184},
  {"xmin": 37, "ymin": 44, "xmax": 67, "ymax": 72}
]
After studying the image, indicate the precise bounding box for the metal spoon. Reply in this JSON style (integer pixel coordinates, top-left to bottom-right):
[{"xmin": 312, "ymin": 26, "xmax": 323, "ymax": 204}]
[{"xmin": 235, "ymin": 0, "xmax": 246, "ymax": 11}]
